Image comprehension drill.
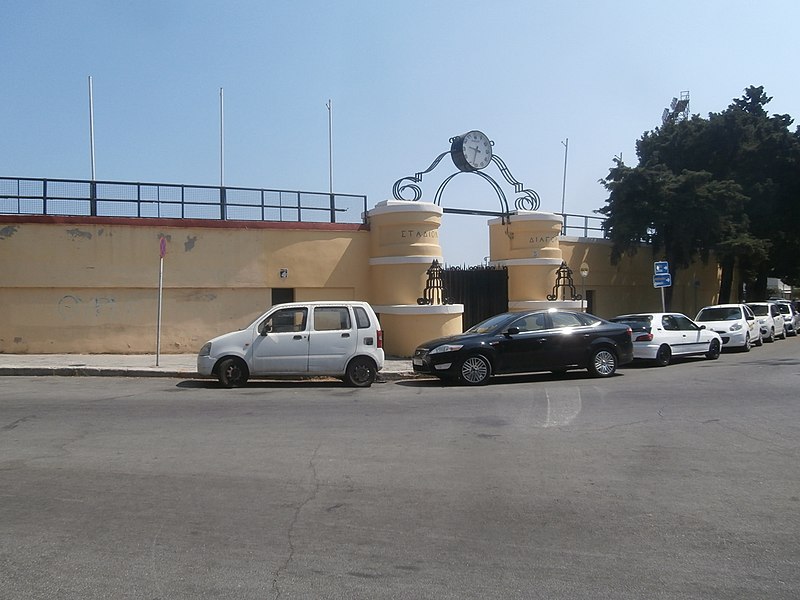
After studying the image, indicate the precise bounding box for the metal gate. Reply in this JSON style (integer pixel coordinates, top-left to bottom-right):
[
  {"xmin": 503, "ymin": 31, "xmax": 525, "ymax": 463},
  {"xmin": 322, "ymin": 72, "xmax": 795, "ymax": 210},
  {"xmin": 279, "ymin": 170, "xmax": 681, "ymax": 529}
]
[{"xmin": 442, "ymin": 265, "xmax": 508, "ymax": 330}]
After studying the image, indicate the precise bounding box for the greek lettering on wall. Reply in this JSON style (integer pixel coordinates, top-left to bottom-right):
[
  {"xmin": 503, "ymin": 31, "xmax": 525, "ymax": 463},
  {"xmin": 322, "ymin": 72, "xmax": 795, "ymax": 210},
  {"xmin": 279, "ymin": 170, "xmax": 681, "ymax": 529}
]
[
  {"xmin": 381, "ymin": 228, "xmax": 439, "ymax": 245},
  {"xmin": 511, "ymin": 233, "xmax": 558, "ymax": 251}
]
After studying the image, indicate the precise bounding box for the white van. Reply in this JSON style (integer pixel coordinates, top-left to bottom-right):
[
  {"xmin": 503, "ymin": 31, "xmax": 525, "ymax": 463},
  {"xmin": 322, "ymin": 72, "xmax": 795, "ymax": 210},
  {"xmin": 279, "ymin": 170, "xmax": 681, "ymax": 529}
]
[{"xmin": 198, "ymin": 301, "xmax": 384, "ymax": 387}]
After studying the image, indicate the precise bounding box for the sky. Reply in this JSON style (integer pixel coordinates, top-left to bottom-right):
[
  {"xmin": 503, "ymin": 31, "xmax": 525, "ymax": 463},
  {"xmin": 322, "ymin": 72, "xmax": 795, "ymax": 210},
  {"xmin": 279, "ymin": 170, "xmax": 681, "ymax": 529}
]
[{"xmin": 3, "ymin": 0, "xmax": 799, "ymax": 265}]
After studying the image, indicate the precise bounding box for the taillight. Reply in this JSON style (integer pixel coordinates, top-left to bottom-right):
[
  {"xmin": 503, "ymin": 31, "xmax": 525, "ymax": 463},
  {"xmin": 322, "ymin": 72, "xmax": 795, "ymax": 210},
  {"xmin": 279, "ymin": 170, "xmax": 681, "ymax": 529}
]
[
  {"xmin": 377, "ymin": 330, "xmax": 383, "ymax": 349},
  {"xmin": 635, "ymin": 333, "xmax": 653, "ymax": 342}
]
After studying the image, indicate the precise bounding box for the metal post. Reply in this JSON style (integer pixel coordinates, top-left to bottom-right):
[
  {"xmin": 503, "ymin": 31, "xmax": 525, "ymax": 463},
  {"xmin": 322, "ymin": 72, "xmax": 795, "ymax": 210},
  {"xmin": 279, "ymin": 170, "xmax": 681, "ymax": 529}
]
[
  {"xmin": 88, "ymin": 76, "xmax": 96, "ymax": 181},
  {"xmin": 156, "ymin": 254, "xmax": 164, "ymax": 366},
  {"xmin": 560, "ymin": 137, "xmax": 568, "ymax": 215},
  {"xmin": 219, "ymin": 87, "xmax": 224, "ymax": 187},
  {"xmin": 326, "ymin": 99, "xmax": 335, "ymax": 222}
]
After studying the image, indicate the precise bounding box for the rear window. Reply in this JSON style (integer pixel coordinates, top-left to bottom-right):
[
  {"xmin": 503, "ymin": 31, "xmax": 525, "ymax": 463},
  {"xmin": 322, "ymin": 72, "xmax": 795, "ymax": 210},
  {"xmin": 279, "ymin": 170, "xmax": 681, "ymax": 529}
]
[
  {"xmin": 697, "ymin": 307, "xmax": 741, "ymax": 321},
  {"xmin": 611, "ymin": 315, "xmax": 651, "ymax": 332}
]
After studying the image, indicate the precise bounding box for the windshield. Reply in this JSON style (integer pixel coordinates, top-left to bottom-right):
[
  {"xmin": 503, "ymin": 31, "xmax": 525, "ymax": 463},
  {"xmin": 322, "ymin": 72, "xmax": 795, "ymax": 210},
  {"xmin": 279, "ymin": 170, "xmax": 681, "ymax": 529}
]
[
  {"xmin": 697, "ymin": 307, "xmax": 741, "ymax": 321},
  {"xmin": 748, "ymin": 305, "xmax": 769, "ymax": 316},
  {"xmin": 465, "ymin": 313, "xmax": 514, "ymax": 334}
]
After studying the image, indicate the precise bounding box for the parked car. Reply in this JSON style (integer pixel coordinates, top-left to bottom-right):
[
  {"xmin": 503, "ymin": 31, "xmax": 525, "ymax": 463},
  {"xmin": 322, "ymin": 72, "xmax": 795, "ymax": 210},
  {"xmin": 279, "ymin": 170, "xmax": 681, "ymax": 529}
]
[
  {"xmin": 197, "ymin": 301, "xmax": 385, "ymax": 387},
  {"xmin": 745, "ymin": 302, "xmax": 786, "ymax": 342},
  {"xmin": 694, "ymin": 304, "xmax": 762, "ymax": 351},
  {"xmin": 609, "ymin": 312, "xmax": 722, "ymax": 366},
  {"xmin": 412, "ymin": 309, "xmax": 633, "ymax": 385},
  {"xmin": 772, "ymin": 300, "xmax": 799, "ymax": 337}
]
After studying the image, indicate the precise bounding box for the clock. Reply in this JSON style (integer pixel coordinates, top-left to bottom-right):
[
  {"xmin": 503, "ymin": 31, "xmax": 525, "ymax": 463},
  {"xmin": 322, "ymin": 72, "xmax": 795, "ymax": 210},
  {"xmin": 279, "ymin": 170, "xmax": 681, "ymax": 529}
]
[{"xmin": 451, "ymin": 130, "xmax": 493, "ymax": 172}]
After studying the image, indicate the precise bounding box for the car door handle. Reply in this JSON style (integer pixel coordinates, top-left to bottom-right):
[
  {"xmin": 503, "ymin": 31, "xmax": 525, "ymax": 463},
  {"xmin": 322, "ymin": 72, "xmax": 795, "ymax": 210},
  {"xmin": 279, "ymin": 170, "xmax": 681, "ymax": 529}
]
[
  {"xmin": 293, "ymin": 335, "xmax": 304, "ymax": 340},
  {"xmin": 341, "ymin": 333, "xmax": 350, "ymax": 338}
]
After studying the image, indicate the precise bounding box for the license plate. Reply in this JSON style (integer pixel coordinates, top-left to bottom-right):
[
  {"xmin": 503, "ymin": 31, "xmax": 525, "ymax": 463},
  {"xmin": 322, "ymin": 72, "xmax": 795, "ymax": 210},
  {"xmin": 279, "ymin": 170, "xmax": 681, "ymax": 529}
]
[{"xmin": 412, "ymin": 358, "xmax": 423, "ymax": 366}]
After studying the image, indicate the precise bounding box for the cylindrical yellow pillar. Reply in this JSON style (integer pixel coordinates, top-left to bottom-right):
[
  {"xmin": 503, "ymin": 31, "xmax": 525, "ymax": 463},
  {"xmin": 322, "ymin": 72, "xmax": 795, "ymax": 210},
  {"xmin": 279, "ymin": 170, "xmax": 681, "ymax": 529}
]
[
  {"xmin": 367, "ymin": 200, "xmax": 464, "ymax": 356},
  {"xmin": 489, "ymin": 212, "xmax": 581, "ymax": 311}
]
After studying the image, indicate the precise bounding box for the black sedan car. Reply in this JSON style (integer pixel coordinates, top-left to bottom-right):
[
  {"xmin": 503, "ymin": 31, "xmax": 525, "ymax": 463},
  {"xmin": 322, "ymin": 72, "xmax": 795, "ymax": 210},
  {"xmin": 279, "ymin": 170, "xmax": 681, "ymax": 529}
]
[{"xmin": 412, "ymin": 309, "xmax": 634, "ymax": 385}]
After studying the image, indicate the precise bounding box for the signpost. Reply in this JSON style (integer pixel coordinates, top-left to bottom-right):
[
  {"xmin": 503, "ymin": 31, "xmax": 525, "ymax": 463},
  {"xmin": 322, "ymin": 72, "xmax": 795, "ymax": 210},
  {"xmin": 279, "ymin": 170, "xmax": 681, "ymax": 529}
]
[
  {"xmin": 579, "ymin": 262, "xmax": 589, "ymax": 312},
  {"xmin": 156, "ymin": 237, "xmax": 167, "ymax": 366},
  {"xmin": 653, "ymin": 261, "xmax": 671, "ymax": 312}
]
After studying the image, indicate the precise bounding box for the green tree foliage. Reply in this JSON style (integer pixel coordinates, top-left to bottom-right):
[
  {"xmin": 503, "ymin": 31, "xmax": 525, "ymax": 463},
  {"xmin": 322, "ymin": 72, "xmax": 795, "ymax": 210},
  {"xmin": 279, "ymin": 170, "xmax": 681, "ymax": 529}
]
[{"xmin": 599, "ymin": 86, "xmax": 800, "ymax": 302}]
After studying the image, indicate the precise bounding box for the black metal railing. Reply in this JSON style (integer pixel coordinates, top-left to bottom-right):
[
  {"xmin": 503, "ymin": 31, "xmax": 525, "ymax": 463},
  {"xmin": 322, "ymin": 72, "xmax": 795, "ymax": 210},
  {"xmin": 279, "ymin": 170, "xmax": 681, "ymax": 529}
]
[
  {"xmin": 0, "ymin": 176, "xmax": 368, "ymax": 225},
  {"xmin": 560, "ymin": 212, "xmax": 606, "ymax": 238}
]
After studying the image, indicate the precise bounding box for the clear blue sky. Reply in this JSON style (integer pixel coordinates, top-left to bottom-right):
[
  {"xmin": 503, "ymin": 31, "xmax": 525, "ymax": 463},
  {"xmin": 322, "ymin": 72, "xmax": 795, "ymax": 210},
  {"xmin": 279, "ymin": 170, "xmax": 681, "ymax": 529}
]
[{"xmin": 4, "ymin": 1, "xmax": 799, "ymax": 265}]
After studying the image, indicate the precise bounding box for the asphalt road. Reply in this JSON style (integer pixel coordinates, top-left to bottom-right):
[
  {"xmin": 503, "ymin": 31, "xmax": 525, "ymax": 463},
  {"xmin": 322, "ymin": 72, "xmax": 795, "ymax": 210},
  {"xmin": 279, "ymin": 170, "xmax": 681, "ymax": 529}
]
[{"xmin": 1, "ymin": 341, "xmax": 799, "ymax": 599}]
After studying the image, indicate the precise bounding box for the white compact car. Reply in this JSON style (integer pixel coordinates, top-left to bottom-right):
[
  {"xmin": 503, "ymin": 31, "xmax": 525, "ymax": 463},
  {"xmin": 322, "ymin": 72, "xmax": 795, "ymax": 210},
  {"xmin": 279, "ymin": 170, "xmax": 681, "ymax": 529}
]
[
  {"xmin": 610, "ymin": 312, "xmax": 722, "ymax": 366},
  {"xmin": 772, "ymin": 300, "xmax": 799, "ymax": 337},
  {"xmin": 198, "ymin": 301, "xmax": 385, "ymax": 387},
  {"xmin": 695, "ymin": 303, "xmax": 761, "ymax": 351},
  {"xmin": 745, "ymin": 302, "xmax": 786, "ymax": 342}
]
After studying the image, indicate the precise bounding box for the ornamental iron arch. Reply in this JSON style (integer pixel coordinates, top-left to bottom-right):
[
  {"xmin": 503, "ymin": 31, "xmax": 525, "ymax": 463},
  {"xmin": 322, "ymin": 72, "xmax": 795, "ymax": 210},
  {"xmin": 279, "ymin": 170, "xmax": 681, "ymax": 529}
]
[{"xmin": 391, "ymin": 131, "xmax": 541, "ymax": 221}]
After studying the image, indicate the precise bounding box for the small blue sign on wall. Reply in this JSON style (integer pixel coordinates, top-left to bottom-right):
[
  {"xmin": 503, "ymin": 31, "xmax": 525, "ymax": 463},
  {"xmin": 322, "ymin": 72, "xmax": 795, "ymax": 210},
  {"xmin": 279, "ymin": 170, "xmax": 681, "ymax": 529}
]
[{"xmin": 654, "ymin": 261, "xmax": 669, "ymax": 275}]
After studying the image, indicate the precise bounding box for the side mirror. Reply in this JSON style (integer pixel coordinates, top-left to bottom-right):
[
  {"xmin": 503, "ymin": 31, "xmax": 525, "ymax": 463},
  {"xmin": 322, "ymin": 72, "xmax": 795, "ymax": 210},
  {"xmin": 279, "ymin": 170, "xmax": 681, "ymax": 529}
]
[
  {"xmin": 505, "ymin": 327, "xmax": 521, "ymax": 336},
  {"xmin": 699, "ymin": 325, "xmax": 706, "ymax": 330},
  {"xmin": 261, "ymin": 323, "xmax": 272, "ymax": 335}
]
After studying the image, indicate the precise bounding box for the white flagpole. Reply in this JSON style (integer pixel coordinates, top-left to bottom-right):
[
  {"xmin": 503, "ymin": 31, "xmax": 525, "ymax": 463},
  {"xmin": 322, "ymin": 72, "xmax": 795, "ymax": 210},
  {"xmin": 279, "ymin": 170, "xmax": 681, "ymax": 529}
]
[
  {"xmin": 88, "ymin": 76, "xmax": 96, "ymax": 180},
  {"xmin": 219, "ymin": 87, "xmax": 224, "ymax": 187}
]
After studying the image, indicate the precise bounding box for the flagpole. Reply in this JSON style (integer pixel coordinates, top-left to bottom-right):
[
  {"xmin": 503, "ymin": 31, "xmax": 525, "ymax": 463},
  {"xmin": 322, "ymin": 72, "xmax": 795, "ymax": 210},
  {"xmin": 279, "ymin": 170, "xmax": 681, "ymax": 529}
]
[
  {"xmin": 219, "ymin": 87, "xmax": 224, "ymax": 187},
  {"xmin": 88, "ymin": 76, "xmax": 96, "ymax": 180}
]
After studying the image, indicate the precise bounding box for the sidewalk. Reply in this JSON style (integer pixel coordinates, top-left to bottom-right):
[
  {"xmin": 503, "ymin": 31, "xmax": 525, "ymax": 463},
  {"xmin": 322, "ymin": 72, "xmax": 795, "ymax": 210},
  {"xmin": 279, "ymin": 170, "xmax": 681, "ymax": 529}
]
[{"xmin": 0, "ymin": 354, "xmax": 417, "ymax": 381}]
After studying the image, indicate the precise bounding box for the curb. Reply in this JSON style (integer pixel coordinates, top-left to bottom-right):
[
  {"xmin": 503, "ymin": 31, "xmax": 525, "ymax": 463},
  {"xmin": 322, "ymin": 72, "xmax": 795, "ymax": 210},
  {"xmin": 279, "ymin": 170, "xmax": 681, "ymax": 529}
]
[{"xmin": 0, "ymin": 367, "xmax": 420, "ymax": 381}]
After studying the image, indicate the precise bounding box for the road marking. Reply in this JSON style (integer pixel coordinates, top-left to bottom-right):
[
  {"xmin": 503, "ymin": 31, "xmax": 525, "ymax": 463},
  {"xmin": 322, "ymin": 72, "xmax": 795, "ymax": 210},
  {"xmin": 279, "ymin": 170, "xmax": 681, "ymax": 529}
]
[{"xmin": 545, "ymin": 387, "xmax": 582, "ymax": 427}]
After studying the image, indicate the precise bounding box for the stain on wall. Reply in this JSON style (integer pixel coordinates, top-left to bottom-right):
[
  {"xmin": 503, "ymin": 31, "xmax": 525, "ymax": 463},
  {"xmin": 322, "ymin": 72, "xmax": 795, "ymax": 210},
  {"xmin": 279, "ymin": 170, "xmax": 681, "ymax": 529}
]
[
  {"xmin": 66, "ymin": 228, "xmax": 93, "ymax": 240},
  {"xmin": 0, "ymin": 225, "xmax": 19, "ymax": 240},
  {"xmin": 185, "ymin": 235, "xmax": 198, "ymax": 251}
]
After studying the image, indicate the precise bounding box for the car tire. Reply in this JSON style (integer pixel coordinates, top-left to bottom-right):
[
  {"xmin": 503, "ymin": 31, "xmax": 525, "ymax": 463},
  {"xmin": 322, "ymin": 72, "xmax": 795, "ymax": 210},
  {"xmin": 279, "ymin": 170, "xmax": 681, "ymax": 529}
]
[
  {"xmin": 754, "ymin": 333, "xmax": 763, "ymax": 347},
  {"xmin": 654, "ymin": 345, "xmax": 671, "ymax": 367},
  {"xmin": 765, "ymin": 328, "xmax": 775, "ymax": 343},
  {"xmin": 344, "ymin": 357, "xmax": 376, "ymax": 388},
  {"xmin": 779, "ymin": 328, "xmax": 788, "ymax": 340},
  {"xmin": 458, "ymin": 354, "xmax": 491, "ymax": 386},
  {"xmin": 705, "ymin": 339, "xmax": 721, "ymax": 360},
  {"xmin": 588, "ymin": 347, "xmax": 617, "ymax": 378},
  {"xmin": 741, "ymin": 334, "xmax": 751, "ymax": 352},
  {"xmin": 218, "ymin": 357, "xmax": 248, "ymax": 388}
]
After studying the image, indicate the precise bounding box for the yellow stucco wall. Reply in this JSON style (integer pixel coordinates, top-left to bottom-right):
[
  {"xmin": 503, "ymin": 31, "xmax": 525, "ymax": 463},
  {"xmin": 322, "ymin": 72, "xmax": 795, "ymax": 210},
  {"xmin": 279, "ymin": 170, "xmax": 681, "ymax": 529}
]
[
  {"xmin": 559, "ymin": 238, "xmax": 721, "ymax": 319},
  {"xmin": 0, "ymin": 217, "xmax": 370, "ymax": 353},
  {"xmin": 0, "ymin": 213, "xmax": 727, "ymax": 355}
]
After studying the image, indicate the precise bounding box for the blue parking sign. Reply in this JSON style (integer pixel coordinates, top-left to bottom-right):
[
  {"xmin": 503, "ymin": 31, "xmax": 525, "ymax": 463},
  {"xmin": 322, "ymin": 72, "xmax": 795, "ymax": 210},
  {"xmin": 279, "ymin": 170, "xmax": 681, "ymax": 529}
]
[
  {"xmin": 653, "ymin": 273, "xmax": 672, "ymax": 288},
  {"xmin": 654, "ymin": 261, "xmax": 669, "ymax": 275}
]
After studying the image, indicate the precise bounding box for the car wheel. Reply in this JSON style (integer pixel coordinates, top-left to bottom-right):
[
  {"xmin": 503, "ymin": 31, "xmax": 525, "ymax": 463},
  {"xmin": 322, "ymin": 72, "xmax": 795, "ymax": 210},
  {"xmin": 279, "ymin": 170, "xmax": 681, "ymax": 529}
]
[
  {"xmin": 588, "ymin": 347, "xmax": 617, "ymax": 378},
  {"xmin": 344, "ymin": 357, "xmax": 376, "ymax": 388},
  {"xmin": 705, "ymin": 339, "xmax": 721, "ymax": 360},
  {"xmin": 754, "ymin": 333, "xmax": 763, "ymax": 347},
  {"xmin": 654, "ymin": 345, "xmax": 671, "ymax": 367},
  {"xmin": 741, "ymin": 334, "xmax": 751, "ymax": 352},
  {"xmin": 765, "ymin": 328, "xmax": 775, "ymax": 343},
  {"xmin": 218, "ymin": 357, "xmax": 248, "ymax": 388},
  {"xmin": 458, "ymin": 354, "xmax": 491, "ymax": 386}
]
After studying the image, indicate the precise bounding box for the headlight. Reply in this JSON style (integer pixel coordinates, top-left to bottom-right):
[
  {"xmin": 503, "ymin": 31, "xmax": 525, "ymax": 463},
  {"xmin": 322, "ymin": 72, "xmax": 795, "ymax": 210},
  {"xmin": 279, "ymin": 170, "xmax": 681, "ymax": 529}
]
[
  {"xmin": 199, "ymin": 342, "xmax": 212, "ymax": 356},
  {"xmin": 430, "ymin": 344, "xmax": 463, "ymax": 355},
  {"xmin": 729, "ymin": 323, "xmax": 743, "ymax": 331}
]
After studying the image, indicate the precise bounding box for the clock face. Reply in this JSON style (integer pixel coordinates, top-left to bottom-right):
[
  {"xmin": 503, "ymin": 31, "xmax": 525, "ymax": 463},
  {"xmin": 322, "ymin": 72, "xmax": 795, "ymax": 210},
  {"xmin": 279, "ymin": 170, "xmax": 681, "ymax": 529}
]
[{"xmin": 461, "ymin": 130, "xmax": 493, "ymax": 170}]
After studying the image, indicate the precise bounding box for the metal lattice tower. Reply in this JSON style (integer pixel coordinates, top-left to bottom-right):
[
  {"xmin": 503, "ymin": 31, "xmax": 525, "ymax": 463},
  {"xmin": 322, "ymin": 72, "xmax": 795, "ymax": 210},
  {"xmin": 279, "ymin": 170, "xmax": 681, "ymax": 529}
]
[{"xmin": 661, "ymin": 91, "xmax": 690, "ymax": 125}]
